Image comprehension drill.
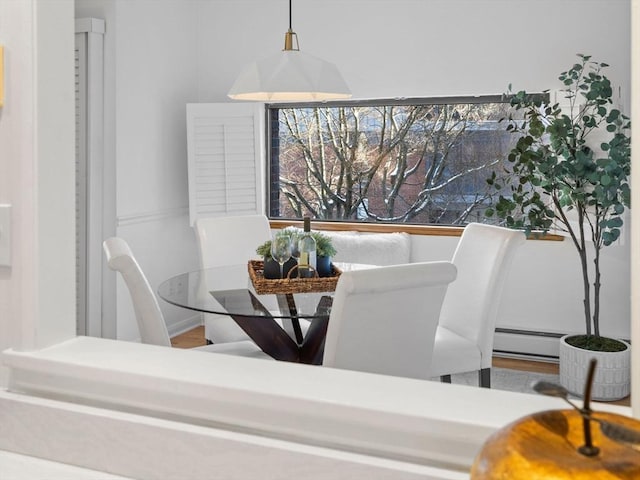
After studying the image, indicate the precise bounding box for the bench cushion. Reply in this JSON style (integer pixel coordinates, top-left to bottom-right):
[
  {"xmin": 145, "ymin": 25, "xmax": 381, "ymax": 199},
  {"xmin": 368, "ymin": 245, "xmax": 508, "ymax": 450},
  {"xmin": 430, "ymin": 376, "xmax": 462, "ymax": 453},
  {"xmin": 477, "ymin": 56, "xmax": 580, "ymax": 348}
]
[{"xmin": 328, "ymin": 232, "xmax": 411, "ymax": 266}]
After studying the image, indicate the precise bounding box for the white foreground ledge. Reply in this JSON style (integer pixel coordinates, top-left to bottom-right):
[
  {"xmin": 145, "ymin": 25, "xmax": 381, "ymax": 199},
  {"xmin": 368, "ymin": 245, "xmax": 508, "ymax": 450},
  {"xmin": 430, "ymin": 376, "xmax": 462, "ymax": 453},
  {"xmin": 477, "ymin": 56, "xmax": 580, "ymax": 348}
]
[
  {"xmin": 0, "ymin": 448, "xmax": 131, "ymax": 480},
  {"xmin": 1, "ymin": 337, "xmax": 631, "ymax": 479}
]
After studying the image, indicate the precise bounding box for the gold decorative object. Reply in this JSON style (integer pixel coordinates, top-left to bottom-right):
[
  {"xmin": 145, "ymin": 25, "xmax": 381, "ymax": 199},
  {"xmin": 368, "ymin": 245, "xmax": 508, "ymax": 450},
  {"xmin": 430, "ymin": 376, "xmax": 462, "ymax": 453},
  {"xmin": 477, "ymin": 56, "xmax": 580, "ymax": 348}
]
[
  {"xmin": 471, "ymin": 409, "xmax": 640, "ymax": 479},
  {"xmin": 471, "ymin": 359, "xmax": 640, "ymax": 479}
]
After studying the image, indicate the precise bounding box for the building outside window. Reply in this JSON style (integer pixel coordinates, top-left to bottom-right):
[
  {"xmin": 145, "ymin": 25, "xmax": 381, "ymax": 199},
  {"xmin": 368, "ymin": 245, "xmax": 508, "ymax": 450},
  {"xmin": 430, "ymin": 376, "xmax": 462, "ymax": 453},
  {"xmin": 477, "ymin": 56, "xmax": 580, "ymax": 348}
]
[{"xmin": 267, "ymin": 96, "xmax": 530, "ymax": 226}]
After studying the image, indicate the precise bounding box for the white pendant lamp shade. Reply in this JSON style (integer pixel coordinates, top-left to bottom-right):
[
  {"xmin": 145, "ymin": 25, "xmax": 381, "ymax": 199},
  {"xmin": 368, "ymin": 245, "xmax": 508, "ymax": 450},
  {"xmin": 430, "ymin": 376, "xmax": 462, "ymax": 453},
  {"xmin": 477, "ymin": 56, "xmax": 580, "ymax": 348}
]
[
  {"xmin": 228, "ymin": 49, "xmax": 351, "ymax": 102},
  {"xmin": 228, "ymin": 1, "xmax": 351, "ymax": 102}
]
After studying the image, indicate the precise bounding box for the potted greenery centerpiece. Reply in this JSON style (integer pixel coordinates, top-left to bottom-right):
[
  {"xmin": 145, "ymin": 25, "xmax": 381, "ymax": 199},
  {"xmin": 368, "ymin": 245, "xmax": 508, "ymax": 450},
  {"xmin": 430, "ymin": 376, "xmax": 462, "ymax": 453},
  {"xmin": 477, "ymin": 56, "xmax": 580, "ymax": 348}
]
[
  {"xmin": 256, "ymin": 228, "xmax": 337, "ymax": 278},
  {"xmin": 282, "ymin": 226, "xmax": 338, "ymax": 277},
  {"xmin": 487, "ymin": 54, "xmax": 631, "ymax": 401}
]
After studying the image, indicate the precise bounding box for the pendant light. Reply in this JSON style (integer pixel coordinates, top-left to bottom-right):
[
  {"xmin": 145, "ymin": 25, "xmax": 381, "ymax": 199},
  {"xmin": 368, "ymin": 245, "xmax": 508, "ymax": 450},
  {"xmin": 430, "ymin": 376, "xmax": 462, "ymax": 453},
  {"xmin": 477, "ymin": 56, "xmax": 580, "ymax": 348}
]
[{"xmin": 228, "ymin": 0, "xmax": 351, "ymax": 102}]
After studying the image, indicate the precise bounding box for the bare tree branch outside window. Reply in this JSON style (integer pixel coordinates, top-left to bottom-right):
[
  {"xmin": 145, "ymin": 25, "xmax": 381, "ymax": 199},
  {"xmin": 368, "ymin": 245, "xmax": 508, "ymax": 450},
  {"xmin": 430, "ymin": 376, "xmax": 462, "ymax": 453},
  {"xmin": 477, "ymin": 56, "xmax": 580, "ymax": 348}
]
[{"xmin": 268, "ymin": 98, "xmax": 524, "ymax": 226}]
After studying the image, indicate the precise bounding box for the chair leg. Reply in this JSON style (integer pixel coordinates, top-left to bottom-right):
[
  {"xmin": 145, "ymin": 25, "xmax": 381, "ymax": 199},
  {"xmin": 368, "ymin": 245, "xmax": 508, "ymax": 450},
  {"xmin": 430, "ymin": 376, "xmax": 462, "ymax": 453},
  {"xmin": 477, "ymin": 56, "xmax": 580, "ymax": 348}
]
[
  {"xmin": 479, "ymin": 368, "xmax": 491, "ymax": 388},
  {"xmin": 440, "ymin": 375, "xmax": 452, "ymax": 383}
]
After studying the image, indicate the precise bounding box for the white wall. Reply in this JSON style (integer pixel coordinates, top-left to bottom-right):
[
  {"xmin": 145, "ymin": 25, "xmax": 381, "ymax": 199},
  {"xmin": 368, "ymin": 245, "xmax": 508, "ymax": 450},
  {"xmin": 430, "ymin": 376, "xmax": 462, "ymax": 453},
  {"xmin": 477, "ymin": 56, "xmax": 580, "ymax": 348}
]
[
  {"xmin": 199, "ymin": 0, "xmax": 630, "ymax": 106},
  {"xmin": 75, "ymin": 0, "xmax": 630, "ymax": 346},
  {"xmin": 112, "ymin": 0, "xmax": 203, "ymax": 338},
  {"xmin": 0, "ymin": 0, "xmax": 76, "ymax": 385},
  {"xmin": 75, "ymin": 0, "xmax": 203, "ymax": 339},
  {"xmin": 203, "ymin": 0, "xmax": 631, "ymax": 346}
]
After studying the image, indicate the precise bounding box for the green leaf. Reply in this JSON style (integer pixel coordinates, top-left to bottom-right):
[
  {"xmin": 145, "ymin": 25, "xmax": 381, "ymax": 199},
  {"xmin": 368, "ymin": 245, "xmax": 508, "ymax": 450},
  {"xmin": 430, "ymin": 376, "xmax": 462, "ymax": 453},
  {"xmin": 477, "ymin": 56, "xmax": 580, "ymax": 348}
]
[
  {"xmin": 607, "ymin": 217, "xmax": 623, "ymax": 228},
  {"xmin": 603, "ymin": 229, "xmax": 621, "ymax": 246}
]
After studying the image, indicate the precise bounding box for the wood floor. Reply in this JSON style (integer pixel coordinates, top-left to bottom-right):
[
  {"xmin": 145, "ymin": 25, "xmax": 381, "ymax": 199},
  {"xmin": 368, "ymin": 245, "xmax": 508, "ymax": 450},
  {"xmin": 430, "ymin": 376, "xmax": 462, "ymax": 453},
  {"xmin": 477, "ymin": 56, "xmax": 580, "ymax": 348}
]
[
  {"xmin": 170, "ymin": 326, "xmax": 209, "ymax": 349},
  {"xmin": 172, "ymin": 326, "xmax": 630, "ymax": 406}
]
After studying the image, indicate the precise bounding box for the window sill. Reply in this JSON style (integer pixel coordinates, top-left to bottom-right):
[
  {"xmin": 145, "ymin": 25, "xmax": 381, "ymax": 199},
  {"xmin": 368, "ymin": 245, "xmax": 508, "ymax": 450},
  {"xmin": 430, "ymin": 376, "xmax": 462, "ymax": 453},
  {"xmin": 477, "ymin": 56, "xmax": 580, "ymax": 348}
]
[{"xmin": 269, "ymin": 220, "xmax": 564, "ymax": 241}]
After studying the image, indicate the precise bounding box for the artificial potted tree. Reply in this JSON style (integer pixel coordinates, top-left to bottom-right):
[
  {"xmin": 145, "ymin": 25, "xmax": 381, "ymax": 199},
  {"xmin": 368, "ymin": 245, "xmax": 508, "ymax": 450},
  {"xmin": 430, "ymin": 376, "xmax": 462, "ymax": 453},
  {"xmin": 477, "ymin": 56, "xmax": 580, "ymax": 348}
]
[{"xmin": 487, "ymin": 54, "xmax": 631, "ymax": 401}]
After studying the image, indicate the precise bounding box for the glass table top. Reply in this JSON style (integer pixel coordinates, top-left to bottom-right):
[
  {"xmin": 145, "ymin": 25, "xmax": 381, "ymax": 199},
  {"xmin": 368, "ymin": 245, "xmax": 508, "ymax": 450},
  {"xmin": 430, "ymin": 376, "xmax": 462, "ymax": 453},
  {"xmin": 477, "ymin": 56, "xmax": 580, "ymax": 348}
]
[{"xmin": 157, "ymin": 263, "xmax": 341, "ymax": 319}]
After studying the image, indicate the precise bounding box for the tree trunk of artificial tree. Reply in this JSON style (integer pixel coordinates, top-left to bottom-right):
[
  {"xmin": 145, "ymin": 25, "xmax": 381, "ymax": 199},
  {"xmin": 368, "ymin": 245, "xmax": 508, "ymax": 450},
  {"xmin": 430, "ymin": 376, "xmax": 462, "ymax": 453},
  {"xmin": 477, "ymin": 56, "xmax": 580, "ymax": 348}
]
[
  {"xmin": 592, "ymin": 246, "xmax": 601, "ymax": 338},
  {"xmin": 580, "ymin": 247, "xmax": 592, "ymax": 337}
]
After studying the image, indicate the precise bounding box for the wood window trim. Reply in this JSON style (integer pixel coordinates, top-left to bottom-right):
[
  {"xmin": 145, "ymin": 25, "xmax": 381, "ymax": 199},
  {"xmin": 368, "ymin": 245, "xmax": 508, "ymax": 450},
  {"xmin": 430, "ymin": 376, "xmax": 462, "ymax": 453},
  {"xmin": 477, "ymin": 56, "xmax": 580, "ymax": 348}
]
[{"xmin": 269, "ymin": 220, "xmax": 564, "ymax": 241}]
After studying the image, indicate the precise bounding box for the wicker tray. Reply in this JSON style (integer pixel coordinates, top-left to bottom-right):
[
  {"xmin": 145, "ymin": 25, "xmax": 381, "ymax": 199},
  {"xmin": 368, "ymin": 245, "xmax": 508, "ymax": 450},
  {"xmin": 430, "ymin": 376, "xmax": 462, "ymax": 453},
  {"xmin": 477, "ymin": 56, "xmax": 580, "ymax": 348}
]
[{"xmin": 248, "ymin": 260, "xmax": 342, "ymax": 295}]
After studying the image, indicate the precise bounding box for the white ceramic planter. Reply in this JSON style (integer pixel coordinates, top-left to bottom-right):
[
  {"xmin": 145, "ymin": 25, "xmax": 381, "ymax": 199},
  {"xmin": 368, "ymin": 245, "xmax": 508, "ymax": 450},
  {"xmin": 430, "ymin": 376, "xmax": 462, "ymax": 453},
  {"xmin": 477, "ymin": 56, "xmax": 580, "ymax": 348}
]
[{"xmin": 559, "ymin": 334, "xmax": 630, "ymax": 401}]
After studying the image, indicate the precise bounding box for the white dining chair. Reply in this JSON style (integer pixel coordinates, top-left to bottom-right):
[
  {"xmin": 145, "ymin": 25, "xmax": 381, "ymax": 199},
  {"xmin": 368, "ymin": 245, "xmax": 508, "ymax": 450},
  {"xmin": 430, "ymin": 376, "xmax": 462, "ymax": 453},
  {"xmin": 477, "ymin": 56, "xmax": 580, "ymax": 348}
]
[
  {"xmin": 430, "ymin": 223, "xmax": 526, "ymax": 387},
  {"xmin": 194, "ymin": 214, "xmax": 308, "ymax": 344},
  {"xmin": 103, "ymin": 237, "xmax": 270, "ymax": 358},
  {"xmin": 322, "ymin": 261, "xmax": 457, "ymax": 380},
  {"xmin": 194, "ymin": 214, "xmax": 273, "ymax": 344}
]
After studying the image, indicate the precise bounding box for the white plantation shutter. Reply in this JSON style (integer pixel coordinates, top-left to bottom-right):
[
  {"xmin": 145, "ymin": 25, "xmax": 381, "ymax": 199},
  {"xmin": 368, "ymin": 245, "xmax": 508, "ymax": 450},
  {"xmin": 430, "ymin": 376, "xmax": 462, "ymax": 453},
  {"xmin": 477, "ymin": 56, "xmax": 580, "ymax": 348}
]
[{"xmin": 186, "ymin": 103, "xmax": 264, "ymax": 225}]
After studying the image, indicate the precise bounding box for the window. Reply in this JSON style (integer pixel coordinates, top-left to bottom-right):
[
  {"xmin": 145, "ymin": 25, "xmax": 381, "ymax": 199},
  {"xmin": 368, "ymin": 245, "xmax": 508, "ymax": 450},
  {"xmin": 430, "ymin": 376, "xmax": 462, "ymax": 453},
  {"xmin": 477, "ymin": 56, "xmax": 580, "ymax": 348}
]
[{"xmin": 267, "ymin": 96, "xmax": 526, "ymax": 226}]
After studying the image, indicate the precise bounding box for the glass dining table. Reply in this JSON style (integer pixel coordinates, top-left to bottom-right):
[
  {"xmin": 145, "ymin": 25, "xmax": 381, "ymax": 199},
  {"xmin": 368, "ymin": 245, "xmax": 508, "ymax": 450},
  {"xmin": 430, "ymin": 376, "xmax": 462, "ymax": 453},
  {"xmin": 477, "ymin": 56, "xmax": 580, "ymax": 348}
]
[{"xmin": 157, "ymin": 263, "xmax": 369, "ymax": 365}]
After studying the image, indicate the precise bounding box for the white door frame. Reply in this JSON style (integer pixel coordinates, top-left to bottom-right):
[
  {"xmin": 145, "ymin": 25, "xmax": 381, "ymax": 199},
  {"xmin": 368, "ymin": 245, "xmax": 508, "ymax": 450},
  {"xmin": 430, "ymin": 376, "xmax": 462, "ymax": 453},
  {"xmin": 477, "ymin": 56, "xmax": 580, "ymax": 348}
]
[{"xmin": 75, "ymin": 18, "xmax": 115, "ymax": 338}]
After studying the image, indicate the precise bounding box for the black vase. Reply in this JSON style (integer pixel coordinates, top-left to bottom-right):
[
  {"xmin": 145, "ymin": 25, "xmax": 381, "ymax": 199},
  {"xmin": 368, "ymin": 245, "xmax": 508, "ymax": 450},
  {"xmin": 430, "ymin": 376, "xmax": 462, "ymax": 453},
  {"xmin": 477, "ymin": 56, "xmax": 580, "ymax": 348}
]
[
  {"xmin": 316, "ymin": 256, "xmax": 333, "ymax": 277},
  {"xmin": 263, "ymin": 256, "xmax": 297, "ymax": 279}
]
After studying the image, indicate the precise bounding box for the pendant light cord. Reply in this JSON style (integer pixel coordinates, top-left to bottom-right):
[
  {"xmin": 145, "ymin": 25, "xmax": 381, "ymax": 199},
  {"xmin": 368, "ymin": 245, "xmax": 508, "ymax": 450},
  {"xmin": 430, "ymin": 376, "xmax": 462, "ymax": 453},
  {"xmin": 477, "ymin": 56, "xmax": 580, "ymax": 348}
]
[{"xmin": 289, "ymin": 0, "xmax": 292, "ymax": 30}]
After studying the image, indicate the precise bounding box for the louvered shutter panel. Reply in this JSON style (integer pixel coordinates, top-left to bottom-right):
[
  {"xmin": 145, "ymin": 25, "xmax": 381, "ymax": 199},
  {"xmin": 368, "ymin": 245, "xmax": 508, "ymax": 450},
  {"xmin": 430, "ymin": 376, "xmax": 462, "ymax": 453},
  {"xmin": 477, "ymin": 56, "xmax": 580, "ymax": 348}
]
[{"xmin": 186, "ymin": 103, "xmax": 264, "ymax": 225}]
